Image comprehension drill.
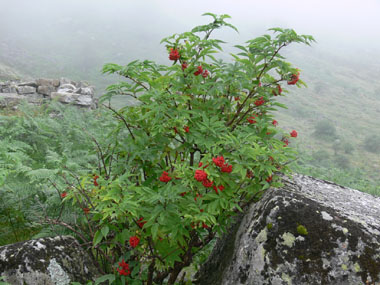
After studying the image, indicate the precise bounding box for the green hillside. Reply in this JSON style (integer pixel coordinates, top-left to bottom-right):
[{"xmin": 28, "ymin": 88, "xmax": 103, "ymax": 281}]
[{"xmin": 274, "ymin": 46, "xmax": 380, "ymax": 193}]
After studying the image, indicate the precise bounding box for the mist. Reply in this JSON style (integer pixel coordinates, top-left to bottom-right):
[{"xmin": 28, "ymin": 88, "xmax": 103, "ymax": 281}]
[{"xmin": 1, "ymin": 0, "xmax": 380, "ymax": 90}]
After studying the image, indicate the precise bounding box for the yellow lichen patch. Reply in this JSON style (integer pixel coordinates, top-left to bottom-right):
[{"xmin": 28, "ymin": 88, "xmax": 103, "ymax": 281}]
[{"xmin": 282, "ymin": 232, "xmax": 296, "ymax": 248}]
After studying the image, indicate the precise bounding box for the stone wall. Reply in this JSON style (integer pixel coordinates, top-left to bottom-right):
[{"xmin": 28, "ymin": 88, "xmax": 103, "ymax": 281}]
[{"xmin": 0, "ymin": 78, "xmax": 97, "ymax": 109}]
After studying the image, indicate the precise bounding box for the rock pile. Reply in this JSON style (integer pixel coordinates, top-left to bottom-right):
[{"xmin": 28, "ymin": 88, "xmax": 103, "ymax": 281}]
[{"xmin": 0, "ymin": 78, "xmax": 97, "ymax": 109}]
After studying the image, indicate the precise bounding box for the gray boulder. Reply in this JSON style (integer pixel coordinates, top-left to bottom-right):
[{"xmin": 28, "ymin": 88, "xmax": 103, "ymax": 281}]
[
  {"xmin": 16, "ymin": 86, "xmax": 36, "ymax": 94},
  {"xmin": 194, "ymin": 174, "xmax": 380, "ymax": 285},
  {"xmin": 0, "ymin": 235, "xmax": 100, "ymax": 285},
  {"xmin": 74, "ymin": 86, "xmax": 94, "ymax": 96},
  {"xmin": 0, "ymin": 93, "xmax": 27, "ymax": 107},
  {"xmin": 50, "ymin": 92, "xmax": 92, "ymax": 107},
  {"xmin": 17, "ymin": 81, "xmax": 38, "ymax": 88},
  {"xmin": 37, "ymin": 85, "xmax": 57, "ymax": 96},
  {"xmin": 1, "ymin": 86, "xmax": 17, "ymax": 93}
]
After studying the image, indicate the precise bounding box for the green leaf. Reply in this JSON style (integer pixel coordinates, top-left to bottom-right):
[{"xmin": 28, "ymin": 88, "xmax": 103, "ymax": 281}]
[
  {"xmin": 94, "ymin": 274, "xmax": 116, "ymax": 285},
  {"xmin": 93, "ymin": 230, "xmax": 103, "ymax": 247},
  {"xmin": 101, "ymin": 226, "xmax": 109, "ymax": 238},
  {"xmin": 151, "ymin": 223, "xmax": 159, "ymax": 239}
]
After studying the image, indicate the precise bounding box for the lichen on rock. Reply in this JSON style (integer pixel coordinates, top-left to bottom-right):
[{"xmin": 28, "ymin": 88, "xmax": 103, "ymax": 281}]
[
  {"xmin": 0, "ymin": 235, "xmax": 100, "ymax": 285},
  {"xmin": 194, "ymin": 174, "xmax": 380, "ymax": 284}
]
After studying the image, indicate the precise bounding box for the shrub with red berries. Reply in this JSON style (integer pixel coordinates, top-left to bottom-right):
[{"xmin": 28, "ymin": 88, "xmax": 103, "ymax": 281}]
[{"xmin": 63, "ymin": 13, "xmax": 313, "ymax": 284}]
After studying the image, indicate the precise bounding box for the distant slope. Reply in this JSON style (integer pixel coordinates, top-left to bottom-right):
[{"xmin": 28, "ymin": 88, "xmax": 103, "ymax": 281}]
[
  {"xmin": 0, "ymin": 62, "xmax": 24, "ymax": 81},
  {"xmin": 275, "ymin": 46, "xmax": 380, "ymax": 188}
]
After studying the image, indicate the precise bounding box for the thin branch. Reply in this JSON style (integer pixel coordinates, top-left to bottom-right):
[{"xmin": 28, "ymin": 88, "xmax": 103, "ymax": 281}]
[{"xmin": 102, "ymin": 104, "xmax": 136, "ymax": 141}]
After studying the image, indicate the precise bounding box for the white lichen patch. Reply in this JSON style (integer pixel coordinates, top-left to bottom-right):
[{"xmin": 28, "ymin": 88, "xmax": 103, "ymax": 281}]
[
  {"xmin": 322, "ymin": 258, "xmax": 330, "ymax": 269},
  {"xmin": 281, "ymin": 273, "xmax": 292, "ymax": 285},
  {"xmin": 256, "ymin": 229, "xmax": 268, "ymax": 243},
  {"xmin": 251, "ymin": 244, "xmax": 266, "ymax": 273},
  {"xmin": 321, "ymin": 211, "xmax": 333, "ymax": 221},
  {"xmin": 34, "ymin": 241, "xmax": 46, "ymax": 250},
  {"xmin": 47, "ymin": 258, "xmax": 70, "ymax": 285},
  {"xmin": 282, "ymin": 232, "xmax": 296, "ymax": 248},
  {"xmin": 296, "ymin": 236, "xmax": 305, "ymax": 242},
  {"xmin": 0, "ymin": 248, "xmax": 8, "ymax": 260},
  {"xmin": 354, "ymin": 262, "xmax": 361, "ymax": 272}
]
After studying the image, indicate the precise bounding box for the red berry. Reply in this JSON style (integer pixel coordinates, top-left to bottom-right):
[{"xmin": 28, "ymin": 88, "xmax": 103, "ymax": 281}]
[{"xmin": 290, "ymin": 130, "xmax": 298, "ymax": 137}]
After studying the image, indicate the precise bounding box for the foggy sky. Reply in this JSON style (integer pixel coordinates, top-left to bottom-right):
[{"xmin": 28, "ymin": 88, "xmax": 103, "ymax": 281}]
[
  {"xmin": 1, "ymin": 0, "xmax": 379, "ymax": 82},
  {"xmin": 2, "ymin": 0, "xmax": 379, "ymax": 44}
]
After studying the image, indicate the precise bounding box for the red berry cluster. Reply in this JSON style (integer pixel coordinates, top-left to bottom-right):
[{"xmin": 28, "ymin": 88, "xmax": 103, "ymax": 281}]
[
  {"xmin": 287, "ymin": 71, "xmax": 300, "ymax": 85},
  {"xmin": 202, "ymin": 179, "xmax": 213, "ymax": 188},
  {"xmin": 93, "ymin": 175, "xmax": 99, "ymax": 186},
  {"xmin": 212, "ymin": 155, "xmax": 233, "ymax": 173},
  {"xmin": 117, "ymin": 259, "xmax": 131, "ymax": 276},
  {"xmin": 159, "ymin": 171, "xmax": 172, "ymax": 183},
  {"xmin": 137, "ymin": 217, "xmax": 146, "ymax": 228},
  {"xmin": 169, "ymin": 48, "xmax": 180, "ymax": 61},
  {"xmin": 60, "ymin": 192, "xmax": 67, "ymax": 198},
  {"xmin": 194, "ymin": 66, "xmax": 203, "ymax": 76},
  {"xmin": 290, "ymin": 130, "xmax": 298, "ymax": 137},
  {"xmin": 212, "ymin": 156, "xmax": 225, "ymax": 167},
  {"xmin": 272, "ymin": 120, "xmax": 278, "ymax": 126},
  {"xmin": 254, "ymin": 96, "xmax": 265, "ymax": 106},
  {"xmin": 129, "ymin": 236, "xmax": 140, "ymax": 248},
  {"xmin": 202, "ymin": 69, "xmax": 209, "ymax": 78},
  {"xmin": 194, "ymin": 169, "xmax": 208, "ymax": 182},
  {"xmin": 272, "ymin": 84, "xmax": 282, "ymax": 96},
  {"xmin": 247, "ymin": 114, "xmax": 257, "ymax": 124},
  {"xmin": 212, "ymin": 185, "xmax": 224, "ymax": 194}
]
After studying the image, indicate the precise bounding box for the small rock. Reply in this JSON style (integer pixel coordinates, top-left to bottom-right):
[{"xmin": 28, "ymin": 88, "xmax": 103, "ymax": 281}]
[
  {"xmin": 79, "ymin": 87, "xmax": 94, "ymax": 95},
  {"xmin": 57, "ymin": 84, "xmax": 76, "ymax": 93}
]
